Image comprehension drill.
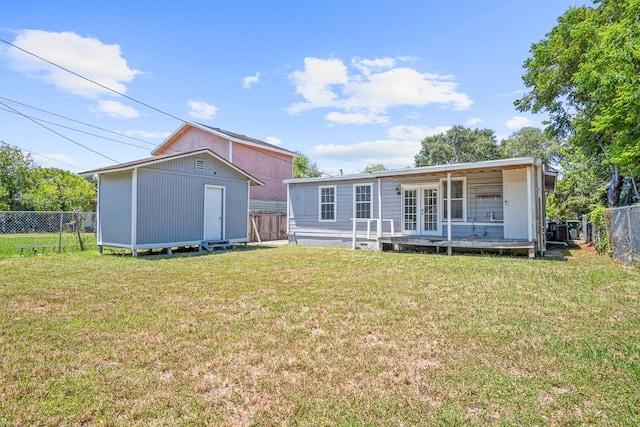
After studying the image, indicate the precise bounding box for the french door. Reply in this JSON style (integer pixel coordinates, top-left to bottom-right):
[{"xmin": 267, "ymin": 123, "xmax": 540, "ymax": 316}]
[{"xmin": 403, "ymin": 185, "xmax": 440, "ymax": 236}]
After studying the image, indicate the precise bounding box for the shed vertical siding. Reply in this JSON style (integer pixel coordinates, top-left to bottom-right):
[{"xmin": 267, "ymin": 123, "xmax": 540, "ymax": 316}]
[
  {"xmin": 135, "ymin": 155, "xmax": 250, "ymax": 245},
  {"xmin": 98, "ymin": 171, "xmax": 132, "ymax": 245}
]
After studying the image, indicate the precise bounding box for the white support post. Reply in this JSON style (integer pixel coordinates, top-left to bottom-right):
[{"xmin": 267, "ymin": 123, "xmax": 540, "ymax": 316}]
[
  {"xmin": 377, "ymin": 178, "xmax": 383, "ymax": 237},
  {"xmin": 352, "ymin": 218, "xmax": 357, "ymax": 250},
  {"xmin": 131, "ymin": 168, "xmax": 138, "ymax": 257},
  {"xmin": 527, "ymin": 167, "xmax": 533, "ymax": 242},
  {"xmin": 447, "ymin": 172, "xmax": 452, "ymax": 242}
]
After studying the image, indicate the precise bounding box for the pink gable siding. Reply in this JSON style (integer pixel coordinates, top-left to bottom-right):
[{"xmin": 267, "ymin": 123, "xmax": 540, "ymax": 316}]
[{"xmin": 154, "ymin": 126, "xmax": 292, "ymax": 202}]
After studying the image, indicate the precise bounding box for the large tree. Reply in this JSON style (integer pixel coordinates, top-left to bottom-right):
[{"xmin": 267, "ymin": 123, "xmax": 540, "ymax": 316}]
[
  {"xmin": 0, "ymin": 143, "xmax": 37, "ymax": 210},
  {"xmin": 499, "ymin": 127, "xmax": 560, "ymax": 169},
  {"xmin": 293, "ymin": 152, "xmax": 322, "ymax": 178},
  {"xmin": 23, "ymin": 168, "xmax": 96, "ymax": 211},
  {"xmin": 414, "ymin": 125, "xmax": 499, "ymax": 167},
  {"xmin": 515, "ymin": 0, "xmax": 640, "ymax": 206}
]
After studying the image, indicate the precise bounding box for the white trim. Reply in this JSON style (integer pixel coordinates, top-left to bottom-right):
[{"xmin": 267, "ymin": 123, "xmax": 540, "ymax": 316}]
[
  {"xmin": 96, "ymin": 176, "xmax": 102, "ymax": 245},
  {"xmin": 228, "ymin": 140, "xmax": 233, "ymax": 162},
  {"xmin": 527, "ymin": 166, "xmax": 533, "ymax": 242},
  {"xmin": 377, "ymin": 178, "xmax": 383, "ymax": 239},
  {"xmin": 286, "ymin": 183, "xmax": 291, "ymax": 235},
  {"xmin": 203, "ymin": 184, "xmax": 225, "ymax": 241},
  {"xmin": 353, "ymin": 182, "xmax": 373, "ymax": 219},
  {"xmin": 446, "ymin": 173, "xmax": 452, "ymax": 241},
  {"xmin": 131, "ymin": 168, "xmax": 138, "ymax": 252},
  {"xmin": 440, "ymin": 176, "xmax": 466, "ymax": 223},
  {"xmin": 318, "ymin": 185, "xmax": 337, "ymax": 222}
]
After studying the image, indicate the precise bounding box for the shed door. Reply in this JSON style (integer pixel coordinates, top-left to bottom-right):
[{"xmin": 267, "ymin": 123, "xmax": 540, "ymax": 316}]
[
  {"xmin": 204, "ymin": 186, "xmax": 224, "ymax": 241},
  {"xmin": 503, "ymin": 169, "xmax": 528, "ymax": 239}
]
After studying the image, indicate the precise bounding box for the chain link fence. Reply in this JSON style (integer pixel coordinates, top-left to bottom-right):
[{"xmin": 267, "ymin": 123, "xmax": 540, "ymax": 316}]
[
  {"xmin": 607, "ymin": 205, "xmax": 640, "ymax": 266},
  {"xmin": 0, "ymin": 211, "xmax": 97, "ymax": 255}
]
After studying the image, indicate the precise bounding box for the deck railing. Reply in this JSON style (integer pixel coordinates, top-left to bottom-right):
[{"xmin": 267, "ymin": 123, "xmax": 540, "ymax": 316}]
[{"xmin": 351, "ymin": 218, "xmax": 395, "ymax": 249}]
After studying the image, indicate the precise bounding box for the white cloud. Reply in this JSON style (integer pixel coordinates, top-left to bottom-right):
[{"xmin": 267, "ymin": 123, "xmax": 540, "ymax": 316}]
[
  {"xmin": 121, "ymin": 130, "xmax": 171, "ymax": 139},
  {"xmin": 265, "ymin": 136, "xmax": 281, "ymax": 146},
  {"xmin": 287, "ymin": 56, "xmax": 472, "ymax": 122},
  {"xmin": 311, "ymin": 139, "xmax": 421, "ymax": 170},
  {"xmin": 5, "ymin": 29, "xmax": 140, "ymax": 98},
  {"xmin": 187, "ymin": 100, "xmax": 218, "ymax": 120},
  {"xmin": 326, "ymin": 111, "xmax": 388, "ymax": 125},
  {"xmin": 287, "ymin": 57, "xmax": 349, "ymax": 114},
  {"xmin": 386, "ymin": 124, "xmax": 450, "ymax": 141},
  {"xmin": 91, "ymin": 100, "xmax": 139, "ymax": 118},
  {"xmin": 466, "ymin": 117, "xmax": 483, "ymax": 126},
  {"xmin": 32, "ymin": 153, "xmax": 80, "ymax": 168},
  {"xmin": 242, "ymin": 72, "xmax": 260, "ymax": 89},
  {"xmin": 506, "ymin": 116, "xmax": 532, "ymax": 129}
]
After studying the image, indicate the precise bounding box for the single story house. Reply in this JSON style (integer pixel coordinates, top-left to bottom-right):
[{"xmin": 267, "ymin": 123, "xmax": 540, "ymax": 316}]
[
  {"xmin": 284, "ymin": 157, "xmax": 557, "ymax": 257},
  {"xmin": 81, "ymin": 148, "xmax": 263, "ymax": 256},
  {"xmin": 152, "ymin": 122, "xmax": 298, "ymax": 213}
]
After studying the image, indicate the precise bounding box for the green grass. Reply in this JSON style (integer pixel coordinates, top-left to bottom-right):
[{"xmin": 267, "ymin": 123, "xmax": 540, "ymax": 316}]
[
  {"xmin": 0, "ymin": 243, "xmax": 639, "ymax": 425},
  {"xmin": 0, "ymin": 232, "xmax": 97, "ymax": 258}
]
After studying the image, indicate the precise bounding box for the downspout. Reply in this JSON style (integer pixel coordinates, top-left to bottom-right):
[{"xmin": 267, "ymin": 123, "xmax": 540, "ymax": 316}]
[
  {"xmin": 96, "ymin": 174, "xmax": 102, "ymax": 253},
  {"xmin": 286, "ymin": 183, "xmax": 291, "ymax": 237},
  {"xmin": 131, "ymin": 167, "xmax": 138, "ymax": 256},
  {"xmin": 228, "ymin": 140, "xmax": 233, "ymax": 162},
  {"xmin": 377, "ymin": 178, "xmax": 383, "ymax": 251}
]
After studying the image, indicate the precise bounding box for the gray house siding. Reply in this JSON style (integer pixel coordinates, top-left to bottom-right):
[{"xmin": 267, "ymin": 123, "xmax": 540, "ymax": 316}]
[
  {"xmin": 135, "ymin": 157, "xmax": 250, "ymax": 246},
  {"xmin": 288, "ymin": 170, "xmax": 508, "ymax": 248},
  {"xmin": 98, "ymin": 171, "xmax": 132, "ymax": 246}
]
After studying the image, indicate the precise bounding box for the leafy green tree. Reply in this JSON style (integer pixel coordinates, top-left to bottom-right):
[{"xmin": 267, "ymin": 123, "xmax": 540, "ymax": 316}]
[
  {"xmin": 515, "ymin": 0, "xmax": 640, "ymax": 206},
  {"xmin": 499, "ymin": 127, "xmax": 560, "ymax": 168},
  {"xmin": 415, "ymin": 125, "xmax": 499, "ymax": 167},
  {"xmin": 361, "ymin": 164, "xmax": 387, "ymax": 174},
  {"xmin": 23, "ymin": 168, "xmax": 96, "ymax": 211},
  {"xmin": 546, "ymin": 147, "xmax": 607, "ymax": 220},
  {"xmin": 0, "ymin": 143, "xmax": 37, "ymax": 210},
  {"xmin": 293, "ymin": 152, "xmax": 322, "ymax": 178}
]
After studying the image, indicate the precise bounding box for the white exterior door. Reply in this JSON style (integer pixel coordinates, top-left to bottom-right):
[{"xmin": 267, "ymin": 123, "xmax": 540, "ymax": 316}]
[
  {"xmin": 503, "ymin": 169, "xmax": 528, "ymax": 239},
  {"xmin": 403, "ymin": 185, "xmax": 440, "ymax": 236},
  {"xmin": 204, "ymin": 186, "xmax": 224, "ymax": 241}
]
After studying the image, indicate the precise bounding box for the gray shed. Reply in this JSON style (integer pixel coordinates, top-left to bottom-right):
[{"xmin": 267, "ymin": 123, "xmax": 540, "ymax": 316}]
[{"xmin": 81, "ymin": 148, "xmax": 263, "ymax": 256}]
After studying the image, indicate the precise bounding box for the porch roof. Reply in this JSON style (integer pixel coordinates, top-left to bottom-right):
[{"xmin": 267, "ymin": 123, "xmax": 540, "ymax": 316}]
[{"xmin": 284, "ymin": 157, "xmax": 542, "ymax": 184}]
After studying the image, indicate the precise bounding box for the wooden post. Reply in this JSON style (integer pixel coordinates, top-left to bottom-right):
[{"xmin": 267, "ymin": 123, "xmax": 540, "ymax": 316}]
[{"xmin": 251, "ymin": 215, "xmax": 261, "ymax": 242}]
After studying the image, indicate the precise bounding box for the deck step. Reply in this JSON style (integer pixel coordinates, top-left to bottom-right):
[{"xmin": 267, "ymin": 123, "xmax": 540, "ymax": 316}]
[{"xmin": 200, "ymin": 240, "xmax": 231, "ymax": 252}]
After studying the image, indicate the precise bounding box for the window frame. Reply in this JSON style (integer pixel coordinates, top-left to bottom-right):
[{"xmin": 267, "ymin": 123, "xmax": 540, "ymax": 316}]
[
  {"xmin": 353, "ymin": 183, "xmax": 373, "ymax": 219},
  {"xmin": 318, "ymin": 185, "xmax": 337, "ymax": 222},
  {"xmin": 440, "ymin": 177, "xmax": 466, "ymax": 221}
]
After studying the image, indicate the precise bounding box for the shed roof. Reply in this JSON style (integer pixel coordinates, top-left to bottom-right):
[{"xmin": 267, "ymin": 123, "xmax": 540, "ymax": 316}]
[
  {"xmin": 151, "ymin": 122, "xmax": 299, "ymax": 158},
  {"xmin": 80, "ymin": 147, "xmax": 264, "ymax": 186},
  {"xmin": 284, "ymin": 157, "xmax": 547, "ymax": 184}
]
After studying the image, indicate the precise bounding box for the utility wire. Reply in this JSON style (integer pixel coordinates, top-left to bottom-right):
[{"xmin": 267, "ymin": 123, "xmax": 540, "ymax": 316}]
[
  {"xmin": 0, "ymin": 100, "xmax": 119, "ymax": 163},
  {"xmin": 1, "ymin": 140, "xmax": 82, "ymax": 169},
  {"xmin": 0, "ymin": 96, "xmax": 157, "ymax": 147},
  {"xmin": 0, "ymin": 106, "xmax": 151, "ymax": 150},
  {"xmin": 0, "ymin": 37, "xmax": 186, "ymax": 123}
]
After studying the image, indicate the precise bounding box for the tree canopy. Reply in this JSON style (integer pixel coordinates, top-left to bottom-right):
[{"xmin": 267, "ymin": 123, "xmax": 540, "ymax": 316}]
[
  {"xmin": 293, "ymin": 152, "xmax": 323, "ymax": 179},
  {"xmin": 414, "ymin": 126, "xmax": 499, "ymax": 167},
  {"xmin": 515, "ymin": 0, "xmax": 640, "ymax": 206},
  {"xmin": 498, "ymin": 127, "xmax": 560, "ymax": 169},
  {"xmin": 0, "ymin": 142, "xmax": 96, "ymax": 211},
  {"xmin": 361, "ymin": 164, "xmax": 387, "ymax": 174}
]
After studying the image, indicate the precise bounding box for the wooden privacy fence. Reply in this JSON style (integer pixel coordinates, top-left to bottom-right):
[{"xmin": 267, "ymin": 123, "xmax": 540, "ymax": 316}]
[{"xmin": 249, "ymin": 213, "xmax": 287, "ymax": 242}]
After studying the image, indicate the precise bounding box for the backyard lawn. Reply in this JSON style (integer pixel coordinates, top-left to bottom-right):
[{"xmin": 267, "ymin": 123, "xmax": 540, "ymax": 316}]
[{"xmin": 0, "ymin": 243, "xmax": 638, "ymax": 425}]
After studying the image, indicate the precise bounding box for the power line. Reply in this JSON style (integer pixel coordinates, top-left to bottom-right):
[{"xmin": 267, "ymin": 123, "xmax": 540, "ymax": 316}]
[
  {"xmin": 1, "ymin": 140, "xmax": 81, "ymax": 169},
  {"xmin": 0, "ymin": 96, "xmax": 158, "ymax": 147},
  {"xmin": 0, "ymin": 37, "xmax": 186, "ymax": 123},
  {"xmin": 0, "ymin": 106, "xmax": 151, "ymax": 151},
  {"xmin": 0, "ymin": 100, "xmax": 118, "ymax": 163}
]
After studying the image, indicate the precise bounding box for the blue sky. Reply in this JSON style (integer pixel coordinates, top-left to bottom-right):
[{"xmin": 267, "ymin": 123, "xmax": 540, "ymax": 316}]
[{"xmin": 1, "ymin": 0, "xmax": 586, "ymax": 175}]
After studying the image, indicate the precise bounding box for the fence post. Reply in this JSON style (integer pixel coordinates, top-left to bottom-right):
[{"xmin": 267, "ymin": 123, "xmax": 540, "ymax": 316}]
[{"xmin": 58, "ymin": 211, "xmax": 63, "ymax": 253}]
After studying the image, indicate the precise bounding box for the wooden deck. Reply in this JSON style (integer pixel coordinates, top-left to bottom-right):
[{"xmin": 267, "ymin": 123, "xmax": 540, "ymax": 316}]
[{"xmin": 378, "ymin": 235, "xmax": 536, "ymax": 257}]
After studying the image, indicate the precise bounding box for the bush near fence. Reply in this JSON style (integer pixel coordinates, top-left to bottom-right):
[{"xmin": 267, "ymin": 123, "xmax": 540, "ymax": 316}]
[{"xmin": 585, "ymin": 205, "xmax": 640, "ymax": 267}]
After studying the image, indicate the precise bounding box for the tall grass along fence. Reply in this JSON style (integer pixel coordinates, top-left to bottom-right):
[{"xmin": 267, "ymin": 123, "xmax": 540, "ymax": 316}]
[
  {"xmin": 0, "ymin": 211, "xmax": 96, "ymax": 255},
  {"xmin": 585, "ymin": 204, "xmax": 640, "ymax": 267}
]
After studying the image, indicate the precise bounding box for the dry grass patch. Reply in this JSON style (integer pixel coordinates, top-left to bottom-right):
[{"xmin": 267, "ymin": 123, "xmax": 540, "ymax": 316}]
[{"xmin": 0, "ymin": 244, "xmax": 639, "ymax": 425}]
